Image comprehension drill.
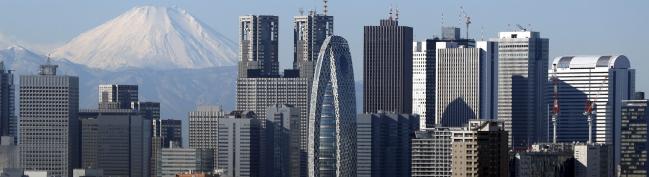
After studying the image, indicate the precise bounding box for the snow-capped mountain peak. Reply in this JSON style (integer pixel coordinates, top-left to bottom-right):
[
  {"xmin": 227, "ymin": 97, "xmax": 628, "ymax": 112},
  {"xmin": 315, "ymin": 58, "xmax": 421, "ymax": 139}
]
[{"xmin": 52, "ymin": 6, "xmax": 238, "ymax": 70}]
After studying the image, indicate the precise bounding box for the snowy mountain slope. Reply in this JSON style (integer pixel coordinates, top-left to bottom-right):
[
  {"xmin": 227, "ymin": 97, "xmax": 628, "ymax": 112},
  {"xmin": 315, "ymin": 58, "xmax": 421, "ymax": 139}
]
[
  {"xmin": 1, "ymin": 46, "xmax": 237, "ymax": 119},
  {"xmin": 51, "ymin": 6, "xmax": 238, "ymax": 70}
]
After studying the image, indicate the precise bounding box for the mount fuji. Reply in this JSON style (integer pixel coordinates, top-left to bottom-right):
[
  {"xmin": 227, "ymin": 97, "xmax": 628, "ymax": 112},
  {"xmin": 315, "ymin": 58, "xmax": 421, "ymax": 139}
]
[{"xmin": 51, "ymin": 6, "xmax": 238, "ymax": 70}]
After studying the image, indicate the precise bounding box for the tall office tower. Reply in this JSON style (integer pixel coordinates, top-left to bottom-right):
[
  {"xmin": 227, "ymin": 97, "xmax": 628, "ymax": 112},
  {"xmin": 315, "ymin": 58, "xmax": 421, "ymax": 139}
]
[
  {"xmin": 19, "ymin": 62, "xmax": 79, "ymax": 177},
  {"xmin": 549, "ymin": 55, "xmax": 634, "ymax": 172},
  {"xmin": 574, "ymin": 143, "xmax": 612, "ymax": 177},
  {"xmin": 239, "ymin": 15, "xmax": 279, "ymax": 78},
  {"xmin": 497, "ymin": 30, "xmax": 549, "ymax": 150},
  {"xmin": 188, "ymin": 105, "xmax": 225, "ymax": 172},
  {"xmin": 79, "ymin": 109, "xmax": 152, "ymax": 177},
  {"xmin": 356, "ymin": 112, "xmax": 418, "ymax": 177},
  {"xmin": 412, "ymin": 27, "xmax": 476, "ymax": 129},
  {"xmin": 236, "ymin": 75, "xmax": 310, "ymax": 174},
  {"xmin": 619, "ymin": 92, "xmax": 648, "ymax": 176},
  {"xmin": 216, "ymin": 111, "xmax": 262, "ymax": 177},
  {"xmin": 136, "ymin": 101, "xmax": 161, "ymax": 177},
  {"xmin": 161, "ymin": 119, "xmax": 182, "ymax": 148},
  {"xmin": 0, "ymin": 62, "xmax": 16, "ymax": 140},
  {"xmin": 293, "ymin": 10, "xmax": 333, "ymax": 79},
  {"xmin": 435, "ymin": 41, "xmax": 498, "ymax": 127},
  {"xmin": 0, "ymin": 136, "xmax": 19, "ymax": 169},
  {"xmin": 98, "ymin": 84, "xmax": 138, "ymax": 109},
  {"xmin": 308, "ymin": 35, "xmax": 356, "ymax": 177},
  {"xmin": 410, "ymin": 120, "xmax": 508, "ymax": 177},
  {"xmin": 265, "ymin": 104, "xmax": 300, "ymax": 177},
  {"xmin": 363, "ymin": 16, "xmax": 413, "ymax": 114}
]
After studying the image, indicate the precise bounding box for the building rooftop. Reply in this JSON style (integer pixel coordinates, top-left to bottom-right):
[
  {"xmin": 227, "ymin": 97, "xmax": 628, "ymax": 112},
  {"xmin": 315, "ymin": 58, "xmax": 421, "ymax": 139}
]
[{"xmin": 552, "ymin": 55, "xmax": 630, "ymax": 69}]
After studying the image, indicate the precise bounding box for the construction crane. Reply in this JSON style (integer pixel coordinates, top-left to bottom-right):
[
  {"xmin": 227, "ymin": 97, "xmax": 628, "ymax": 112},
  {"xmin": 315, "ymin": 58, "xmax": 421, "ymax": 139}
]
[
  {"xmin": 551, "ymin": 64, "xmax": 560, "ymax": 143},
  {"xmin": 583, "ymin": 72, "xmax": 607, "ymax": 144},
  {"xmin": 460, "ymin": 6, "xmax": 471, "ymax": 39}
]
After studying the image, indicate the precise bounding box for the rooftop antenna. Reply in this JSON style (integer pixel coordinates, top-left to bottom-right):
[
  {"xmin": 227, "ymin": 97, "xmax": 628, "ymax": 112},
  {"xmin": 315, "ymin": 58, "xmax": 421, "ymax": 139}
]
[
  {"xmin": 480, "ymin": 26, "xmax": 485, "ymax": 41},
  {"xmin": 388, "ymin": 5, "xmax": 394, "ymax": 20},
  {"xmin": 441, "ymin": 12, "xmax": 444, "ymax": 27},
  {"xmin": 323, "ymin": 0, "xmax": 328, "ymax": 15},
  {"xmin": 460, "ymin": 6, "xmax": 471, "ymax": 39},
  {"xmin": 395, "ymin": 7, "xmax": 400, "ymax": 21}
]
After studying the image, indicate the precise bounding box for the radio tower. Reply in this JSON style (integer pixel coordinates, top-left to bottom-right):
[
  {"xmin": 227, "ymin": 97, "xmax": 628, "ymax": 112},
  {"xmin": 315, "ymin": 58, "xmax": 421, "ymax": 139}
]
[{"xmin": 551, "ymin": 64, "xmax": 560, "ymax": 143}]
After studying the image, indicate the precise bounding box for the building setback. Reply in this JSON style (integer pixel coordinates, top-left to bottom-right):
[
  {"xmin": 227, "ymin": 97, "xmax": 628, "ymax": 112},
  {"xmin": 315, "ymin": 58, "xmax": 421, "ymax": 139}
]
[
  {"xmin": 308, "ymin": 35, "xmax": 357, "ymax": 177},
  {"xmin": 239, "ymin": 15, "xmax": 279, "ymax": 78},
  {"xmin": 356, "ymin": 112, "xmax": 418, "ymax": 177},
  {"xmin": 435, "ymin": 41, "xmax": 497, "ymax": 127},
  {"xmin": 363, "ymin": 16, "xmax": 413, "ymax": 114},
  {"xmin": 497, "ymin": 31, "xmax": 548, "ymax": 150},
  {"xmin": 19, "ymin": 62, "xmax": 79, "ymax": 177},
  {"xmin": 619, "ymin": 92, "xmax": 648, "ymax": 176}
]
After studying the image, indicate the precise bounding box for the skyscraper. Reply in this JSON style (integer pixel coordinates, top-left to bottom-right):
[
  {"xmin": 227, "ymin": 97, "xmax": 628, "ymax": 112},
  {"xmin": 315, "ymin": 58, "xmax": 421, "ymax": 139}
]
[
  {"xmin": 237, "ymin": 13, "xmax": 311, "ymax": 176},
  {"xmin": 549, "ymin": 55, "xmax": 634, "ymax": 173},
  {"xmin": 0, "ymin": 62, "xmax": 16, "ymax": 140},
  {"xmin": 19, "ymin": 62, "xmax": 79, "ymax": 177},
  {"xmin": 293, "ymin": 10, "xmax": 333, "ymax": 80},
  {"xmin": 265, "ymin": 104, "xmax": 300, "ymax": 177},
  {"xmin": 236, "ymin": 75, "xmax": 310, "ymax": 175},
  {"xmin": 619, "ymin": 92, "xmax": 648, "ymax": 176},
  {"xmin": 308, "ymin": 35, "xmax": 356, "ymax": 177},
  {"xmin": 188, "ymin": 105, "xmax": 225, "ymax": 172},
  {"xmin": 239, "ymin": 15, "xmax": 279, "ymax": 78},
  {"xmin": 79, "ymin": 108, "xmax": 151, "ymax": 177},
  {"xmin": 356, "ymin": 112, "xmax": 418, "ymax": 177},
  {"xmin": 497, "ymin": 30, "xmax": 549, "ymax": 149},
  {"xmin": 435, "ymin": 41, "xmax": 497, "ymax": 127},
  {"xmin": 574, "ymin": 143, "xmax": 612, "ymax": 177},
  {"xmin": 161, "ymin": 119, "xmax": 182, "ymax": 148},
  {"xmin": 216, "ymin": 111, "xmax": 262, "ymax": 177},
  {"xmin": 363, "ymin": 15, "xmax": 413, "ymax": 114},
  {"xmin": 98, "ymin": 84, "xmax": 138, "ymax": 109},
  {"xmin": 412, "ymin": 27, "xmax": 475, "ymax": 129}
]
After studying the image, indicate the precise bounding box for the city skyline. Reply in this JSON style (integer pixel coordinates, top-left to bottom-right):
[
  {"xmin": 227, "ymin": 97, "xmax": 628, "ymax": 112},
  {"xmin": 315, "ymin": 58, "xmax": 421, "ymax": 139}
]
[
  {"xmin": 0, "ymin": 1, "xmax": 647, "ymax": 91},
  {"xmin": 1, "ymin": 1, "xmax": 648, "ymax": 177}
]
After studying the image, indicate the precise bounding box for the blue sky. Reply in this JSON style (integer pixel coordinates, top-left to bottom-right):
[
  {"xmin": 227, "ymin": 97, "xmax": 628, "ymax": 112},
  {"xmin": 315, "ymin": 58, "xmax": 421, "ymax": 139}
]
[{"xmin": 0, "ymin": 0, "xmax": 648, "ymax": 90}]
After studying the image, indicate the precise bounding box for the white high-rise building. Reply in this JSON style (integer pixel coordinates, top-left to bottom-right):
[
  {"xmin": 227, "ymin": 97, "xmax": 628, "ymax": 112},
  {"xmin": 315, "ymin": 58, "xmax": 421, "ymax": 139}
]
[
  {"xmin": 434, "ymin": 41, "xmax": 497, "ymax": 127},
  {"xmin": 549, "ymin": 55, "xmax": 634, "ymax": 174},
  {"xmin": 497, "ymin": 31, "xmax": 549, "ymax": 149},
  {"xmin": 412, "ymin": 41, "xmax": 435, "ymax": 130}
]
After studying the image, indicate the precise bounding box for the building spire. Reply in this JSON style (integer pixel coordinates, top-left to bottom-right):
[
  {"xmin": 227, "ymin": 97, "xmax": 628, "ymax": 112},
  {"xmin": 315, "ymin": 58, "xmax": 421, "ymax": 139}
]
[{"xmin": 323, "ymin": 0, "xmax": 328, "ymax": 15}]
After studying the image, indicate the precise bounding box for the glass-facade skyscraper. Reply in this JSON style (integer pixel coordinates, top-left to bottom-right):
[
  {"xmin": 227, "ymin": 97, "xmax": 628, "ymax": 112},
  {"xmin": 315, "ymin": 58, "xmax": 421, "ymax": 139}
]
[{"xmin": 308, "ymin": 35, "xmax": 356, "ymax": 177}]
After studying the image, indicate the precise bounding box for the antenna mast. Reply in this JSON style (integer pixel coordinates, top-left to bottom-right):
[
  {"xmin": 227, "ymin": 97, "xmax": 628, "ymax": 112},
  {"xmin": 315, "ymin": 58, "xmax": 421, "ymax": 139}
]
[
  {"xmin": 551, "ymin": 64, "xmax": 559, "ymax": 143},
  {"xmin": 323, "ymin": 0, "xmax": 328, "ymax": 15}
]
